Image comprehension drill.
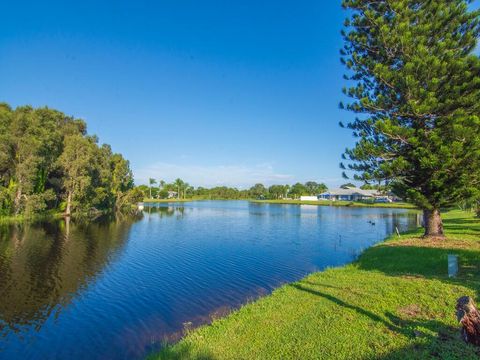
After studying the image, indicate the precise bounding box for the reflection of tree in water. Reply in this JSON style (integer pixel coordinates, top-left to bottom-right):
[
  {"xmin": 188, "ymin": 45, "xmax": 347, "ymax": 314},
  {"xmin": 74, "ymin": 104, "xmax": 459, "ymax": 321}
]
[
  {"xmin": 0, "ymin": 216, "xmax": 139, "ymax": 335},
  {"xmin": 384, "ymin": 211, "xmax": 419, "ymax": 235},
  {"xmin": 144, "ymin": 205, "xmax": 186, "ymax": 218}
]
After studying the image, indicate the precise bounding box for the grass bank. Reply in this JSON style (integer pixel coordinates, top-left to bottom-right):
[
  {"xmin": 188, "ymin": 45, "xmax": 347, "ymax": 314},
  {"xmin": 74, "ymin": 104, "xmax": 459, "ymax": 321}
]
[
  {"xmin": 150, "ymin": 210, "xmax": 480, "ymax": 359},
  {"xmin": 0, "ymin": 211, "xmax": 63, "ymax": 225},
  {"xmin": 250, "ymin": 199, "xmax": 416, "ymax": 209}
]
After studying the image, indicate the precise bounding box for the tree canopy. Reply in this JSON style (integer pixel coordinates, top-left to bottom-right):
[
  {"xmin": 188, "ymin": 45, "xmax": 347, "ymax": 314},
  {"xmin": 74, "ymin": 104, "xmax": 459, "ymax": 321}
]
[
  {"xmin": 138, "ymin": 180, "xmax": 329, "ymax": 200},
  {"xmin": 340, "ymin": 0, "xmax": 480, "ymax": 237},
  {"xmin": 0, "ymin": 103, "xmax": 140, "ymax": 218}
]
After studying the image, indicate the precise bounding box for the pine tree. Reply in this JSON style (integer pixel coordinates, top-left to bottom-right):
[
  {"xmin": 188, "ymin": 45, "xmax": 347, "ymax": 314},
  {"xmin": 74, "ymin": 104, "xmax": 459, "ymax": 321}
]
[{"xmin": 340, "ymin": 0, "xmax": 480, "ymax": 238}]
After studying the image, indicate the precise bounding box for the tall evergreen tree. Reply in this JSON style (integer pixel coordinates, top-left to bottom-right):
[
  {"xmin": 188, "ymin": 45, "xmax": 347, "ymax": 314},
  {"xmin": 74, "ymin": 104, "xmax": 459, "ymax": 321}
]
[{"xmin": 340, "ymin": 0, "xmax": 480, "ymax": 238}]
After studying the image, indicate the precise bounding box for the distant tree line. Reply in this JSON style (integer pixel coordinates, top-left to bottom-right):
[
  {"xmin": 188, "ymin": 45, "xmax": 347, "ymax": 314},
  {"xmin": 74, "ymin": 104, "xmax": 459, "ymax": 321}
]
[
  {"xmin": 138, "ymin": 180, "xmax": 329, "ymax": 200},
  {"xmin": 0, "ymin": 103, "xmax": 142, "ymax": 218}
]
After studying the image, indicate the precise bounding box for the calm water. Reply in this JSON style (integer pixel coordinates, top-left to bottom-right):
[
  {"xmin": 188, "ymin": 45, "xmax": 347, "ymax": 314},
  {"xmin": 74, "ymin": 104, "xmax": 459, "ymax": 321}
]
[{"xmin": 0, "ymin": 201, "xmax": 418, "ymax": 359}]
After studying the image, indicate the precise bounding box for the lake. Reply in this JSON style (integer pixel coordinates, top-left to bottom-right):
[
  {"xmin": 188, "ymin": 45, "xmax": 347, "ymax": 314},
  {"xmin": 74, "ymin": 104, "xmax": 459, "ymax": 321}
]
[{"xmin": 0, "ymin": 201, "xmax": 418, "ymax": 359}]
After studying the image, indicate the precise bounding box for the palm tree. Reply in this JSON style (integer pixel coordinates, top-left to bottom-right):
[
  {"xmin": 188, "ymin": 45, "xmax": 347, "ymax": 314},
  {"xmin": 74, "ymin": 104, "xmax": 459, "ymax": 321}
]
[
  {"xmin": 159, "ymin": 179, "xmax": 165, "ymax": 189},
  {"xmin": 183, "ymin": 182, "xmax": 191, "ymax": 199},
  {"xmin": 158, "ymin": 179, "xmax": 166, "ymax": 199},
  {"xmin": 149, "ymin": 178, "xmax": 157, "ymax": 199},
  {"xmin": 174, "ymin": 178, "xmax": 184, "ymax": 199}
]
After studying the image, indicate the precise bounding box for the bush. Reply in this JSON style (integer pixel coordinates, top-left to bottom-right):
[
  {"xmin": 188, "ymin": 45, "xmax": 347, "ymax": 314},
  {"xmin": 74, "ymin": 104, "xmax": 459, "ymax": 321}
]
[{"xmin": 24, "ymin": 190, "xmax": 56, "ymax": 217}]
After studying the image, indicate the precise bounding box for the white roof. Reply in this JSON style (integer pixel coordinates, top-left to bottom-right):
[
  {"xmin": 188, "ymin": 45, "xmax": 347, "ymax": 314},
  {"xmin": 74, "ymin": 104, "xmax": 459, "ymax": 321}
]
[{"xmin": 319, "ymin": 187, "xmax": 381, "ymax": 197}]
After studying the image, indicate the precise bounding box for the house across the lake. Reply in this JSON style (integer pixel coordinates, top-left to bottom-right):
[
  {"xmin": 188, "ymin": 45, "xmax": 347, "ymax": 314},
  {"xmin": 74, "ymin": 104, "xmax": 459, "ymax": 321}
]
[
  {"xmin": 167, "ymin": 191, "xmax": 178, "ymax": 199},
  {"xmin": 317, "ymin": 187, "xmax": 391, "ymax": 202}
]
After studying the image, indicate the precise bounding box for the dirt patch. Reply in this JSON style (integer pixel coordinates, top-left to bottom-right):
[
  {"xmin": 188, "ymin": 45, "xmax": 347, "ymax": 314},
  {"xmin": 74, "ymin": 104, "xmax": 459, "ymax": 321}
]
[
  {"xmin": 400, "ymin": 275, "xmax": 425, "ymax": 281},
  {"xmin": 386, "ymin": 237, "xmax": 480, "ymax": 250},
  {"xmin": 398, "ymin": 304, "xmax": 422, "ymax": 318}
]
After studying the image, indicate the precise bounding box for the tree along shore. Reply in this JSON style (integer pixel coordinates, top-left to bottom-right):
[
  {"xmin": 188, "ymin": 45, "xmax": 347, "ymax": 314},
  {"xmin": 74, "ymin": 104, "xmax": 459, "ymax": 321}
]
[
  {"xmin": 339, "ymin": 0, "xmax": 480, "ymax": 238},
  {"xmin": 0, "ymin": 103, "xmax": 142, "ymax": 220}
]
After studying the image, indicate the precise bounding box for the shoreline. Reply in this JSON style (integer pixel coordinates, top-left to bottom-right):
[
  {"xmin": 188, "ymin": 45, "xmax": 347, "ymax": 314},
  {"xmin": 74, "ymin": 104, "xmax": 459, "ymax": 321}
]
[
  {"xmin": 142, "ymin": 198, "xmax": 417, "ymax": 210},
  {"xmin": 0, "ymin": 211, "xmax": 64, "ymax": 225},
  {"xmin": 150, "ymin": 209, "xmax": 479, "ymax": 359},
  {"xmin": 250, "ymin": 199, "xmax": 417, "ymax": 209}
]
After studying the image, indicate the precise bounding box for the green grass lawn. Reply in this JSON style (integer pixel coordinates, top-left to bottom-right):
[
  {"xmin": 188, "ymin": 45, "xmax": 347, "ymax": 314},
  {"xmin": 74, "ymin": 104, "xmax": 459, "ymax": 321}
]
[
  {"xmin": 250, "ymin": 199, "xmax": 416, "ymax": 209},
  {"xmin": 149, "ymin": 210, "xmax": 480, "ymax": 359}
]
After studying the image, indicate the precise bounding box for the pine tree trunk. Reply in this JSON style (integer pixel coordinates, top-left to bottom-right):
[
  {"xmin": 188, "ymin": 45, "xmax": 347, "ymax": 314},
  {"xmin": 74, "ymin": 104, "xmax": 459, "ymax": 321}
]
[
  {"xmin": 422, "ymin": 208, "xmax": 445, "ymax": 238},
  {"xmin": 65, "ymin": 191, "xmax": 72, "ymax": 217}
]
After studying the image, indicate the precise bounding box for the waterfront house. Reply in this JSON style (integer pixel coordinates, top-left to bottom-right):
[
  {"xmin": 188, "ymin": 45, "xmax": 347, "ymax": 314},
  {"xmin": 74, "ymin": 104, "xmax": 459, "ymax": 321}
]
[
  {"xmin": 318, "ymin": 187, "xmax": 384, "ymax": 202},
  {"xmin": 167, "ymin": 191, "xmax": 178, "ymax": 199}
]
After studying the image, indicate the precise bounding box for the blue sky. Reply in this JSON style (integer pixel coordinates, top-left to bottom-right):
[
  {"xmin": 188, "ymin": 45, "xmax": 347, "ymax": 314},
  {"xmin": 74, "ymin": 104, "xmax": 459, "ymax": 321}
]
[{"xmin": 1, "ymin": 1, "xmax": 358, "ymax": 188}]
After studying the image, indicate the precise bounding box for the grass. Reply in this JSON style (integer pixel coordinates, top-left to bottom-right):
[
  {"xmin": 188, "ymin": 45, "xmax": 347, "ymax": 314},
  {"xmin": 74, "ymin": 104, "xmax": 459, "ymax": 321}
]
[
  {"xmin": 0, "ymin": 210, "xmax": 63, "ymax": 225},
  {"xmin": 149, "ymin": 209, "xmax": 480, "ymax": 359},
  {"xmin": 250, "ymin": 199, "xmax": 416, "ymax": 209}
]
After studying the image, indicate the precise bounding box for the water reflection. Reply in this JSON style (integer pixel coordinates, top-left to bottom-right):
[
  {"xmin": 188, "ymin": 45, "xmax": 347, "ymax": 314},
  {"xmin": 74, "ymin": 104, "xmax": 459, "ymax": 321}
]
[
  {"xmin": 144, "ymin": 205, "xmax": 186, "ymax": 218},
  {"xmin": 0, "ymin": 216, "xmax": 139, "ymax": 338}
]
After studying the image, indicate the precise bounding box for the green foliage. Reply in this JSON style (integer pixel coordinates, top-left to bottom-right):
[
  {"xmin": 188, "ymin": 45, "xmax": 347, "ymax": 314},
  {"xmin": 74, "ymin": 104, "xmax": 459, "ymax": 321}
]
[
  {"xmin": 0, "ymin": 103, "xmax": 136, "ymax": 218},
  {"xmin": 340, "ymin": 182, "xmax": 356, "ymax": 189},
  {"xmin": 288, "ymin": 182, "xmax": 308, "ymax": 198},
  {"xmin": 340, "ymin": 0, "xmax": 480, "ymax": 215},
  {"xmin": 249, "ymin": 183, "xmax": 267, "ymax": 199},
  {"xmin": 23, "ymin": 189, "xmax": 56, "ymax": 217},
  {"xmin": 304, "ymin": 181, "xmax": 328, "ymax": 195},
  {"xmin": 267, "ymin": 184, "xmax": 288, "ymax": 199},
  {"xmin": 140, "ymin": 181, "xmax": 329, "ymax": 201},
  {"xmin": 360, "ymin": 183, "xmax": 380, "ymax": 190}
]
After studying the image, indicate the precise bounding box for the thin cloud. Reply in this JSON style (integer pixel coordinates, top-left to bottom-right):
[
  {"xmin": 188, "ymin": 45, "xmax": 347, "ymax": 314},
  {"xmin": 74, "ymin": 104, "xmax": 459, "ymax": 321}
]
[{"xmin": 134, "ymin": 162, "xmax": 293, "ymax": 188}]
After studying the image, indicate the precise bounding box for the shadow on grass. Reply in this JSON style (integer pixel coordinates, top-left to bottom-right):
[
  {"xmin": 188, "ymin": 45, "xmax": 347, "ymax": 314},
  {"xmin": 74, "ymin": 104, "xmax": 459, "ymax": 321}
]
[
  {"xmin": 292, "ymin": 283, "xmax": 480, "ymax": 359},
  {"xmin": 148, "ymin": 342, "xmax": 215, "ymax": 360},
  {"xmin": 443, "ymin": 217, "xmax": 480, "ymax": 226},
  {"xmin": 371, "ymin": 334, "xmax": 480, "ymax": 360},
  {"xmin": 291, "ymin": 284, "xmax": 450, "ymax": 338},
  {"xmin": 291, "ymin": 283, "xmax": 399, "ymax": 332},
  {"xmin": 357, "ymin": 244, "xmax": 480, "ymax": 293}
]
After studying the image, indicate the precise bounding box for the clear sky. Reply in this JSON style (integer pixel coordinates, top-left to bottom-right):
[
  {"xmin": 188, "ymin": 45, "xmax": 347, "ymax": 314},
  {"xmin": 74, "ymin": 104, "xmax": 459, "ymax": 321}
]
[{"xmin": 1, "ymin": 0, "xmax": 356, "ymax": 188}]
